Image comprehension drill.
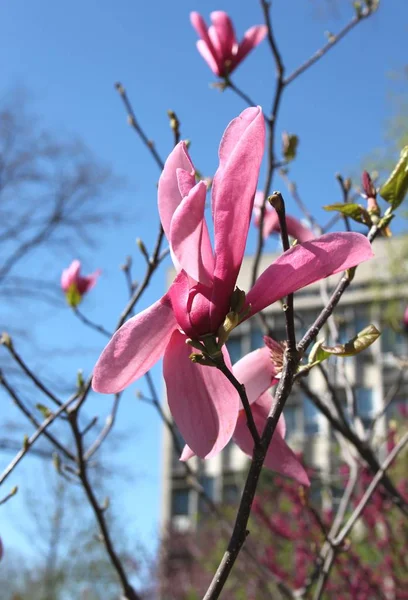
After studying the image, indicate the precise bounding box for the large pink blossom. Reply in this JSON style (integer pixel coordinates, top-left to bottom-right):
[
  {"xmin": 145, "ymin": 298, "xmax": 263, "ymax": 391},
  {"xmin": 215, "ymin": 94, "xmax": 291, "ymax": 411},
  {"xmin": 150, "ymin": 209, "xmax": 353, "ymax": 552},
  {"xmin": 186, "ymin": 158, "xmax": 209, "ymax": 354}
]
[
  {"xmin": 181, "ymin": 345, "xmax": 310, "ymax": 486},
  {"xmin": 253, "ymin": 191, "xmax": 315, "ymax": 242},
  {"xmin": 190, "ymin": 11, "xmax": 267, "ymax": 78},
  {"xmin": 61, "ymin": 260, "xmax": 101, "ymax": 306},
  {"xmin": 92, "ymin": 106, "xmax": 373, "ymax": 460}
]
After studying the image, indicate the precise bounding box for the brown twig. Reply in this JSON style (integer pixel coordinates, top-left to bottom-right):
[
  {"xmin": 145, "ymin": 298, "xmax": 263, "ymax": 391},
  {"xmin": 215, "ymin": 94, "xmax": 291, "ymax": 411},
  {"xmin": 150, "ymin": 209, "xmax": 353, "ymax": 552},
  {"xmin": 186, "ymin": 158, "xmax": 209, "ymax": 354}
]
[
  {"xmin": 69, "ymin": 410, "xmax": 141, "ymax": 600},
  {"xmin": 284, "ymin": 8, "xmax": 376, "ymax": 86},
  {"xmin": 0, "ymin": 392, "xmax": 78, "ymax": 486},
  {"xmin": 216, "ymin": 360, "xmax": 260, "ymax": 446},
  {"xmin": 225, "ymin": 78, "xmax": 259, "ymax": 109},
  {"xmin": 1, "ymin": 336, "xmax": 62, "ymax": 407},
  {"xmin": 115, "ymin": 82, "xmax": 164, "ymax": 171},
  {"xmin": 72, "ymin": 306, "xmax": 112, "ymax": 338},
  {"xmin": 251, "ymin": 0, "xmax": 285, "ymax": 287},
  {"xmin": 313, "ymin": 432, "xmax": 408, "ymax": 600},
  {"xmin": 203, "ymin": 347, "xmax": 300, "ymax": 599},
  {"xmin": 0, "ymin": 369, "xmax": 75, "ymax": 463},
  {"xmin": 84, "ymin": 394, "xmax": 121, "ymax": 460},
  {"xmin": 142, "ymin": 372, "xmax": 288, "ymax": 599}
]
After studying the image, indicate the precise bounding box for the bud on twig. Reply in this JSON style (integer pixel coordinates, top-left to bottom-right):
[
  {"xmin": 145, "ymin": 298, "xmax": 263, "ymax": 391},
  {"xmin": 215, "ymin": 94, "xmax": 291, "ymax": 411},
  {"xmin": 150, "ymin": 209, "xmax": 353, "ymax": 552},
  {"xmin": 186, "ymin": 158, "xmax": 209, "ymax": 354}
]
[
  {"xmin": 0, "ymin": 332, "xmax": 12, "ymax": 349},
  {"xmin": 114, "ymin": 82, "xmax": 125, "ymax": 95},
  {"xmin": 136, "ymin": 238, "xmax": 149, "ymax": 262},
  {"xmin": 167, "ymin": 110, "xmax": 180, "ymax": 138}
]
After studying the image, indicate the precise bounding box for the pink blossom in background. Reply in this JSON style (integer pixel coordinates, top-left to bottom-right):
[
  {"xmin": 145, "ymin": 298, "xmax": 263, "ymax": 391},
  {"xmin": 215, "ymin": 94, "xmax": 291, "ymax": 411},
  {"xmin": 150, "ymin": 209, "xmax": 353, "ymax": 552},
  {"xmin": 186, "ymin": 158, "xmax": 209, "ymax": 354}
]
[
  {"xmin": 93, "ymin": 106, "xmax": 373, "ymax": 461},
  {"xmin": 181, "ymin": 343, "xmax": 310, "ymax": 486},
  {"xmin": 253, "ymin": 191, "xmax": 315, "ymax": 242},
  {"xmin": 190, "ymin": 11, "xmax": 267, "ymax": 78},
  {"xmin": 61, "ymin": 260, "xmax": 101, "ymax": 306}
]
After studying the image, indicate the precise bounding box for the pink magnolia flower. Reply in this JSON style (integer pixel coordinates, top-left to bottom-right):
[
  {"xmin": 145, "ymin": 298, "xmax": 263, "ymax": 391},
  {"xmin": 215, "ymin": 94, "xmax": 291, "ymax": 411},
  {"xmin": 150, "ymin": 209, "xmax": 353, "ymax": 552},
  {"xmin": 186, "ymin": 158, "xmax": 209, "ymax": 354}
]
[
  {"xmin": 61, "ymin": 260, "xmax": 101, "ymax": 306},
  {"xmin": 181, "ymin": 344, "xmax": 310, "ymax": 486},
  {"xmin": 92, "ymin": 106, "xmax": 373, "ymax": 461},
  {"xmin": 190, "ymin": 11, "xmax": 267, "ymax": 78},
  {"xmin": 254, "ymin": 191, "xmax": 315, "ymax": 242}
]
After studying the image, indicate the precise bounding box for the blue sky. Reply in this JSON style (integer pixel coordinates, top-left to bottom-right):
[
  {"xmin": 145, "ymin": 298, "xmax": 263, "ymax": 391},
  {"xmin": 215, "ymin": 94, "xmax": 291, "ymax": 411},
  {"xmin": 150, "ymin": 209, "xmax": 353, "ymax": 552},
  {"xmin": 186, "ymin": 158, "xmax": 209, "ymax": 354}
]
[{"xmin": 0, "ymin": 0, "xmax": 407, "ymax": 580}]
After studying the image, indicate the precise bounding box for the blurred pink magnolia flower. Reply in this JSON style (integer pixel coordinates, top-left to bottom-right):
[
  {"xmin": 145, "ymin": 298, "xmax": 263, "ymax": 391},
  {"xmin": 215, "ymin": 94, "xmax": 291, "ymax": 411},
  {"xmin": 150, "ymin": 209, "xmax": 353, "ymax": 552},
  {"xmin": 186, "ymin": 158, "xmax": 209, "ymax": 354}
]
[
  {"xmin": 61, "ymin": 260, "xmax": 101, "ymax": 306},
  {"xmin": 254, "ymin": 191, "xmax": 315, "ymax": 242},
  {"xmin": 403, "ymin": 306, "xmax": 408, "ymax": 332},
  {"xmin": 92, "ymin": 106, "xmax": 373, "ymax": 460},
  {"xmin": 181, "ymin": 343, "xmax": 310, "ymax": 486},
  {"xmin": 190, "ymin": 11, "xmax": 267, "ymax": 78}
]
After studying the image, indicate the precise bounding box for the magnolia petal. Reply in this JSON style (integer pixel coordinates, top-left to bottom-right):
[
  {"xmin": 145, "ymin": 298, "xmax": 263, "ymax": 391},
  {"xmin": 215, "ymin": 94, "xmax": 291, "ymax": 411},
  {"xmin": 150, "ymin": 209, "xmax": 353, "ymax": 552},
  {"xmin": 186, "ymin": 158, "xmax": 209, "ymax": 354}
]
[
  {"xmin": 247, "ymin": 232, "xmax": 373, "ymax": 315},
  {"xmin": 233, "ymin": 395, "xmax": 309, "ymax": 485},
  {"xmin": 92, "ymin": 294, "xmax": 176, "ymax": 393},
  {"xmin": 258, "ymin": 209, "xmax": 315, "ymax": 243},
  {"xmin": 77, "ymin": 269, "xmax": 101, "ymax": 294},
  {"xmin": 164, "ymin": 330, "xmax": 238, "ymax": 459},
  {"xmin": 210, "ymin": 11, "xmax": 236, "ymax": 60},
  {"xmin": 196, "ymin": 40, "xmax": 222, "ymax": 76},
  {"xmin": 190, "ymin": 12, "xmax": 218, "ymax": 59},
  {"xmin": 252, "ymin": 391, "xmax": 286, "ymax": 438},
  {"xmin": 61, "ymin": 259, "xmax": 81, "ymax": 291},
  {"xmin": 211, "ymin": 107, "xmax": 265, "ymax": 325},
  {"xmin": 180, "ymin": 444, "xmax": 195, "ymax": 462},
  {"xmin": 158, "ymin": 142, "xmax": 195, "ymax": 242},
  {"xmin": 234, "ymin": 25, "xmax": 268, "ymax": 67},
  {"xmin": 170, "ymin": 180, "xmax": 214, "ymax": 286},
  {"xmin": 232, "ymin": 347, "xmax": 277, "ymax": 407}
]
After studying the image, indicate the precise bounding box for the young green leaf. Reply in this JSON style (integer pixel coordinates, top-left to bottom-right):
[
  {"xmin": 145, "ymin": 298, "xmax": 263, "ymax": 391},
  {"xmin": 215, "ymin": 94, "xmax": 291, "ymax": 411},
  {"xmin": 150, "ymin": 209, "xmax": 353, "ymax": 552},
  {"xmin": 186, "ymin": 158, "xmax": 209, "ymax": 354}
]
[
  {"xmin": 323, "ymin": 203, "xmax": 371, "ymax": 226},
  {"xmin": 321, "ymin": 325, "xmax": 380, "ymax": 357},
  {"xmin": 379, "ymin": 146, "xmax": 408, "ymax": 209}
]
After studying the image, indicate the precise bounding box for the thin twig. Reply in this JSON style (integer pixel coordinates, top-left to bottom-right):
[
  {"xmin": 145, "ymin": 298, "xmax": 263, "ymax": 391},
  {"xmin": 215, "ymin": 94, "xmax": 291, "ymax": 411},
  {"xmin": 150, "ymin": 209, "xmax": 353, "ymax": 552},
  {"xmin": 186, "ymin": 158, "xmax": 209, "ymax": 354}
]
[
  {"xmin": 251, "ymin": 0, "xmax": 285, "ymax": 287},
  {"xmin": 115, "ymin": 82, "xmax": 164, "ymax": 171},
  {"xmin": 284, "ymin": 9, "xmax": 376, "ymax": 86},
  {"xmin": 1, "ymin": 337, "xmax": 62, "ymax": 407},
  {"xmin": 313, "ymin": 432, "xmax": 408, "ymax": 600},
  {"xmin": 336, "ymin": 174, "xmax": 351, "ymax": 232},
  {"xmin": 0, "ymin": 393, "xmax": 78, "ymax": 486},
  {"xmin": 269, "ymin": 192, "xmax": 297, "ymax": 352},
  {"xmin": 216, "ymin": 360, "xmax": 260, "ymax": 446},
  {"xmin": 0, "ymin": 486, "xmax": 18, "ymax": 506},
  {"xmin": 142, "ymin": 372, "xmax": 287, "ymax": 599},
  {"xmin": 73, "ymin": 307, "xmax": 112, "ymax": 338},
  {"xmin": 225, "ymin": 79, "xmax": 259, "ymax": 108},
  {"xmin": 69, "ymin": 411, "xmax": 141, "ymax": 600},
  {"xmin": 203, "ymin": 347, "xmax": 300, "ymax": 599},
  {"xmin": 299, "ymin": 379, "xmax": 408, "ymax": 516},
  {"xmin": 333, "ymin": 431, "xmax": 408, "ymax": 545},
  {"xmin": 0, "ymin": 370, "xmax": 75, "ymax": 462},
  {"xmin": 85, "ymin": 394, "xmax": 121, "ymax": 460}
]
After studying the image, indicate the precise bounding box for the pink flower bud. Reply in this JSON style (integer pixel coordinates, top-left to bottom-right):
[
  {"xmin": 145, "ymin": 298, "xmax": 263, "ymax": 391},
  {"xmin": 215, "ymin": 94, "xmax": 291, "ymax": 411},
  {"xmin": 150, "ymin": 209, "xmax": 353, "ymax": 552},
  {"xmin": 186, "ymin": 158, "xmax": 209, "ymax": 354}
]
[
  {"xmin": 362, "ymin": 170, "xmax": 377, "ymax": 199},
  {"xmin": 61, "ymin": 260, "xmax": 101, "ymax": 307},
  {"xmin": 362, "ymin": 171, "xmax": 380, "ymax": 216}
]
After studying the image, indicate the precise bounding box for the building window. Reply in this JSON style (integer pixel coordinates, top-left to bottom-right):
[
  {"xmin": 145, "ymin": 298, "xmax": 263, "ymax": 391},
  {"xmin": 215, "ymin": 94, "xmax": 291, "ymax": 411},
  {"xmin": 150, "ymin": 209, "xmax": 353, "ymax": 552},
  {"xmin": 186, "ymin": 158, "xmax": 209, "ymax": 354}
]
[
  {"xmin": 283, "ymin": 404, "xmax": 300, "ymax": 438},
  {"xmin": 303, "ymin": 397, "xmax": 320, "ymax": 436},
  {"xmin": 226, "ymin": 336, "xmax": 243, "ymax": 363},
  {"xmin": 250, "ymin": 328, "xmax": 264, "ymax": 351},
  {"xmin": 171, "ymin": 488, "xmax": 190, "ymax": 516},
  {"xmin": 356, "ymin": 387, "xmax": 373, "ymax": 427},
  {"xmin": 223, "ymin": 483, "xmax": 240, "ymax": 505},
  {"xmin": 382, "ymin": 327, "xmax": 408, "ymax": 356},
  {"xmin": 198, "ymin": 476, "xmax": 215, "ymax": 513}
]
